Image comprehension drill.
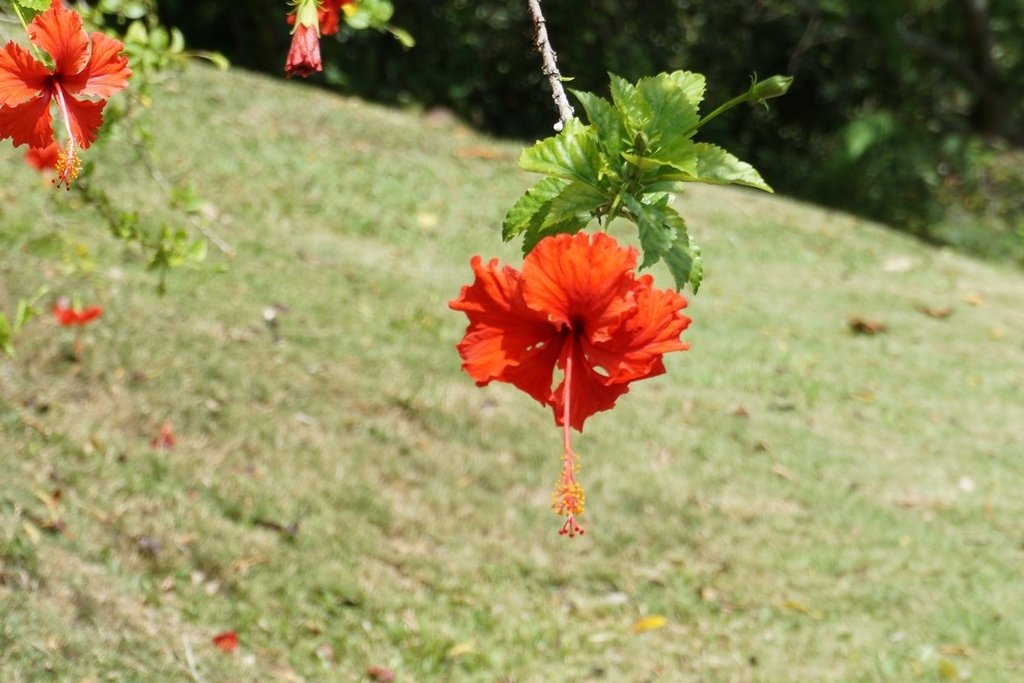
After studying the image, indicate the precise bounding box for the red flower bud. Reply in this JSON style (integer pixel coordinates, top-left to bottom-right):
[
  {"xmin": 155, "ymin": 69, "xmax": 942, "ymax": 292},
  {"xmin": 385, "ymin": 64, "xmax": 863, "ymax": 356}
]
[{"xmin": 285, "ymin": 22, "xmax": 322, "ymax": 78}]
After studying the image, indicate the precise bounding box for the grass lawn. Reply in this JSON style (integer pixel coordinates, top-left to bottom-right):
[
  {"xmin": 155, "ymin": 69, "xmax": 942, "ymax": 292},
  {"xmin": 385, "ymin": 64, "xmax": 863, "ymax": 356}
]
[{"xmin": 2, "ymin": 65, "xmax": 1023, "ymax": 682}]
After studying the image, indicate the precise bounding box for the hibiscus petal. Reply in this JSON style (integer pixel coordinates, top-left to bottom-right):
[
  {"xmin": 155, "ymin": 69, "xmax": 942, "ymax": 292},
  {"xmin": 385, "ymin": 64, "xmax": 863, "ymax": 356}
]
[
  {"xmin": 450, "ymin": 256, "xmax": 561, "ymax": 403},
  {"xmin": 522, "ymin": 232, "xmax": 638, "ymax": 341},
  {"xmin": 28, "ymin": 4, "xmax": 89, "ymax": 77},
  {"xmin": 586, "ymin": 275, "xmax": 691, "ymax": 382},
  {"xmin": 550, "ymin": 338, "xmax": 631, "ymax": 431},
  {"xmin": 62, "ymin": 93, "xmax": 105, "ymax": 149},
  {"xmin": 25, "ymin": 141, "xmax": 60, "ymax": 171},
  {"xmin": 0, "ymin": 42, "xmax": 49, "ymax": 107},
  {"xmin": 0, "ymin": 94, "xmax": 54, "ymax": 148},
  {"xmin": 61, "ymin": 32, "xmax": 131, "ymax": 98}
]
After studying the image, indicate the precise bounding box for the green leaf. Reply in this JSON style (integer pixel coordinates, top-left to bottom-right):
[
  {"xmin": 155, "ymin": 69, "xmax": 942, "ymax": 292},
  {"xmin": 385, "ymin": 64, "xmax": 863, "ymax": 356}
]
[
  {"xmin": 518, "ymin": 119, "xmax": 602, "ymax": 188},
  {"xmin": 660, "ymin": 142, "xmax": 773, "ymax": 192},
  {"xmin": 387, "ymin": 26, "xmax": 415, "ymax": 48},
  {"xmin": 620, "ymin": 152, "xmax": 671, "ymax": 172},
  {"xmin": 664, "ymin": 230, "xmax": 703, "ymax": 293},
  {"xmin": 636, "ymin": 71, "xmax": 703, "ymax": 161},
  {"xmin": 545, "ymin": 182, "xmax": 607, "ymax": 228},
  {"xmin": 0, "ymin": 313, "xmax": 13, "ymax": 357},
  {"xmin": 572, "ymin": 89, "xmax": 626, "ymax": 161},
  {"xmin": 14, "ymin": 299, "xmax": 32, "ymax": 331},
  {"xmin": 622, "ymin": 194, "xmax": 679, "ymax": 269},
  {"xmin": 16, "ymin": 0, "xmax": 51, "ymax": 11},
  {"xmin": 609, "ymin": 73, "xmax": 652, "ymax": 141},
  {"xmin": 667, "ymin": 70, "xmax": 707, "ymax": 110},
  {"xmin": 522, "ymin": 212, "xmax": 590, "ymax": 255},
  {"xmin": 186, "ymin": 239, "xmax": 208, "ymax": 264},
  {"xmin": 502, "ymin": 177, "xmax": 568, "ymax": 241}
]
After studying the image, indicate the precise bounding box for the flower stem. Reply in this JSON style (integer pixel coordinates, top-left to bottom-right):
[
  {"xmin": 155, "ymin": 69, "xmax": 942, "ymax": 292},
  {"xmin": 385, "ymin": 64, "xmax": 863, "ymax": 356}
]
[
  {"xmin": 8, "ymin": 1, "xmax": 44, "ymax": 62},
  {"xmin": 681, "ymin": 91, "xmax": 751, "ymax": 138}
]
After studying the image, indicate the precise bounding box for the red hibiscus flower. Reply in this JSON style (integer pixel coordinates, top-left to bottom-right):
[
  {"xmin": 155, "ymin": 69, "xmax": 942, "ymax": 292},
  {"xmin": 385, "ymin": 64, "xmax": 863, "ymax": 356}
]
[
  {"xmin": 0, "ymin": 4, "xmax": 131, "ymax": 188},
  {"xmin": 52, "ymin": 300, "xmax": 103, "ymax": 326},
  {"xmin": 285, "ymin": 0, "xmax": 324, "ymax": 78},
  {"xmin": 449, "ymin": 232, "xmax": 690, "ymax": 536},
  {"xmin": 25, "ymin": 140, "xmax": 59, "ymax": 171}
]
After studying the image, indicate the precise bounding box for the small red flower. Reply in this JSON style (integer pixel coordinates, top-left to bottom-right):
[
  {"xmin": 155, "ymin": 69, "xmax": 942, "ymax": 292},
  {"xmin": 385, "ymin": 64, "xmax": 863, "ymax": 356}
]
[
  {"xmin": 449, "ymin": 232, "xmax": 691, "ymax": 535},
  {"xmin": 52, "ymin": 300, "xmax": 103, "ymax": 326},
  {"xmin": 285, "ymin": 0, "xmax": 323, "ymax": 78},
  {"xmin": 212, "ymin": 630, "xmax": 239, "ymax": 653},
  {"xmin": 25, "ymin": 140, "xmax": 59, "ymax": 171},
  {"xmin": 150, "ymin": 422, "xmax": 176, "ymax": 450},
  {"xmin": 0, "ymin": 4, "xmax": 131, "ymax": 188}
]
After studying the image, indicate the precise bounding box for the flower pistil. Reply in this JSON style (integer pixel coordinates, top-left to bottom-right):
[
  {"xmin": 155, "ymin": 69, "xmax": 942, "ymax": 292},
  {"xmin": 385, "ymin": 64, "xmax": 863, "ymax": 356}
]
[{"xmin": 551, "ymin": 338, "xmax": 585, "ymax": 537}]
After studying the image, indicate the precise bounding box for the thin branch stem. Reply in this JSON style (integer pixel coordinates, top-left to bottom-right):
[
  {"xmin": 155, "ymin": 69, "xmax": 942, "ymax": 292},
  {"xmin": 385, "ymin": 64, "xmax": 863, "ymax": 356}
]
[
  {"xmin": 8, "ymin": 1, "xmax": 44, "ymax": 62},
  {"xmin": 526, "ymin": 0, "xmax": 574, "ymax": 129}
]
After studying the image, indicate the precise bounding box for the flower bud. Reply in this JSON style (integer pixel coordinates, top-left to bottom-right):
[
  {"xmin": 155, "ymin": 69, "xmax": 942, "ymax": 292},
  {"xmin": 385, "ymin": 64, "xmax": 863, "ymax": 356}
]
[{"xmin": 749, "ymin": 75, "xmax": 793, "ymax": 102}]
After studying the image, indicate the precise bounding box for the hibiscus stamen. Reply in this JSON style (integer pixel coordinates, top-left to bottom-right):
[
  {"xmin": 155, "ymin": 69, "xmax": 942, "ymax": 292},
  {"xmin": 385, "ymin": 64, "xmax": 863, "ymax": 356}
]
[
  {"xmin": 54, "ymin": 139, "xmax": 82, "ymax": 189},
  {"xmin": 552, "ymin": 342, "xmax": 585, "ymax": 537},
  {"xmin": 51, "ymin": 84, "xmax": 81, "ymax": 189}
]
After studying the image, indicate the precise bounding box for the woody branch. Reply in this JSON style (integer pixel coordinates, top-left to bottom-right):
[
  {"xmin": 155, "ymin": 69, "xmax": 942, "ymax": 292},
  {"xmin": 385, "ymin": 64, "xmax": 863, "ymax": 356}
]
[{"xmin": 526, "ymin": 0, "xmax": 574, "ymax": 129}]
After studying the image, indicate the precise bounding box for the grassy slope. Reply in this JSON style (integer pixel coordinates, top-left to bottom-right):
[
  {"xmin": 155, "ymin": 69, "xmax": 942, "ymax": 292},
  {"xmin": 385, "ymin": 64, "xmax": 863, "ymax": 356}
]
[{"xmin": 1, "ymin": 65, "xmax": 1023, "ymax": 682}]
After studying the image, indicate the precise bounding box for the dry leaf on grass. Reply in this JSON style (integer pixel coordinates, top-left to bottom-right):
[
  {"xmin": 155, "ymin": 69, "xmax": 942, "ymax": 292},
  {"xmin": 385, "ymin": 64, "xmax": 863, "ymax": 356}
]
[
  {"xmin": 848, "ymin": 317, "xmax": 886, "ymax": 335},
  {"xmin": 366, "ymin": 665, "xmax": 395, "ymax": 682},
  {"xmin": 454, "ymin": 145, "xmax": 511, "ymax": 161},
  {"xmin": 916, "ymin": 304, "xmax": 954, "ymax": 319},
  {"xmin": 630, "ymin": 615, "xmax": 667, "ymax": 633}
]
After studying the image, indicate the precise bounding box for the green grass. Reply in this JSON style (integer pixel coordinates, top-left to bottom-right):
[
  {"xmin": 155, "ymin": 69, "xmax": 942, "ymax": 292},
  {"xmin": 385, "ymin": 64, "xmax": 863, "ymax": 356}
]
[{"xmin": 2, "ymin": 64, "xmax": 1024, "ymax": 682}]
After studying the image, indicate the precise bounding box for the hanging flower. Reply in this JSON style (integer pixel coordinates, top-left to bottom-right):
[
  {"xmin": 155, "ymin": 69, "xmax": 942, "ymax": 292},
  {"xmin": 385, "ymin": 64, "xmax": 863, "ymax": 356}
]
[
  {"xmin": 285, "ymin": 0, "xmax": 324, "ymax": 78},
  {"xmin": 52, "ymin": 300, "xmax": 103, "ymax": 326},
  {"xmin": 449, "ymin": 232, "xmax": 691, "ymax": 536},
  {"xmin": 0, "ymin": 4, "xmax": 131, "ymax": 188}
]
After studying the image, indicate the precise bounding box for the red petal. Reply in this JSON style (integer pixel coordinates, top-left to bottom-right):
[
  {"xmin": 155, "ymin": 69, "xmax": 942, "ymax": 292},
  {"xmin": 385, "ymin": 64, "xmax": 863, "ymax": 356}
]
[
  {"xmin": 284, "ymin": 24, "xmax": 322, "ymax": 78},
  {"xmin": 550, "ymin": 337, "xmax": 631, "ymax": 431},
  {"xmin": 320, "ymin": 0, "xmax": 343, "ymax": 35},
  {"xmin": 0, "ymin": 42, "xmax": 49, "ymax": 107},
  {"xmin": 521, "ymin": 232, "xmax": 638, "ymax": 341},
  {"xmin": 0, "ymin": 94, "xmax": 54, "ymax": 148},
  {"xmin": 60, "ymin": 32, "xmax": 131, "ymax": 98},
  {"xmin": 61, "ymin": 92, "xmax": 104, "ymax": 149},
  {"xmin": 449, "ymin": 256, "xmax": 561, "ymax": 404},
  {"xmin": 28, "ymin": 4, "xmax": 89, "ymax": 77},
  {"xmin": 52, "ymin": 303, "xmax": 75, "ymax": 326},
  {"xmin": 585, "ymin": 275, "xmax": 690, "ymax": 382},
  {"xmin": 212, "ymin": 630, "xmax": 239, "ymax": 653},
  {"xmin": 25, "ymin": 141, "xmax": 60, "ymax": 171},
  {"xmin": 75, "ymin": 305, "xmax": 103, "ymax": 324}
]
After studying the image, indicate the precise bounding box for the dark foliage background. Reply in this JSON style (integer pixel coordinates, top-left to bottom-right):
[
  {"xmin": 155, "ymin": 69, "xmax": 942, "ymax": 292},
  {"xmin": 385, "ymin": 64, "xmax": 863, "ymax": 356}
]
[{"xmin": 160, "ymin": 0, "xmax": 1024, "ymax": 259}]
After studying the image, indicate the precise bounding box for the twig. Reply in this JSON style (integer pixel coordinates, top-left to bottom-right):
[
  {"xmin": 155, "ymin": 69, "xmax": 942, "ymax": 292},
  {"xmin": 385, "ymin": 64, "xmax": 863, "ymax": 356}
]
[
  {"xmin": 526, "ymin": 0, "xmax": 574, "ymax": 130},
  {"xmin": 183, "ymin": 637, "xmax": 206, "ymax": 683},
  {"xmin": 134, "ymin": 144, "xmax": 234, "ymax": 257}
]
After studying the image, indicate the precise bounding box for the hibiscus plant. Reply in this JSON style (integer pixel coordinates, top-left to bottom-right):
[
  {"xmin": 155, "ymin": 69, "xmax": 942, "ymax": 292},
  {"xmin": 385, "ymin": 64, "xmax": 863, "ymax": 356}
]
[{"xmin": 450, "ymin": 0, "xmax": 791, "ymax": 536}]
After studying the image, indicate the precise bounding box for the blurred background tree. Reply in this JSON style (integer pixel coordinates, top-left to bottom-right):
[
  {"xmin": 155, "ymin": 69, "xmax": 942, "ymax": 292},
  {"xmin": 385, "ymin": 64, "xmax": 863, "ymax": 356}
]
[{"xmin": 159, "ymin": 0, "xmax": 1024, "ymax": 261}]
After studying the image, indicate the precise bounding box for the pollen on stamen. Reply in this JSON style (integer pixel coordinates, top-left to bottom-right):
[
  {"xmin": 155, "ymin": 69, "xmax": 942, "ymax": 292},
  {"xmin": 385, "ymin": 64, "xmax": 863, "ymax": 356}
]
[
  {"xmin": 552, "ymin": 452, "xmax": 586, "ymax": 537},
  {"xmin": 54, "ymin": 142, "xmax": 82, "ymax": 190}
]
